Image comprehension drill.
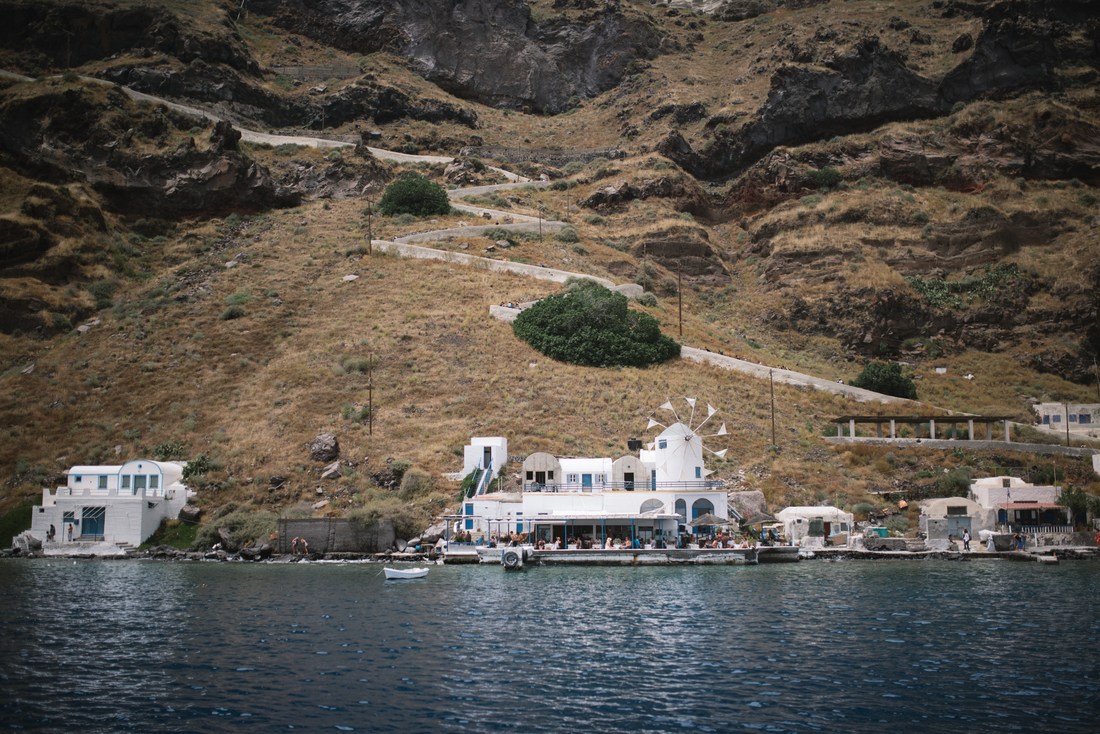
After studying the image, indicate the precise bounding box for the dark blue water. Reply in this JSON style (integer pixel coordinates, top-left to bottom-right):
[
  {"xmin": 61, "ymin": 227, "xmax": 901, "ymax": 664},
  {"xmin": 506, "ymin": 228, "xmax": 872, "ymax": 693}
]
[{"xmin": 1, "ymin": 559, "xmax": 1097, "ymax": 733}]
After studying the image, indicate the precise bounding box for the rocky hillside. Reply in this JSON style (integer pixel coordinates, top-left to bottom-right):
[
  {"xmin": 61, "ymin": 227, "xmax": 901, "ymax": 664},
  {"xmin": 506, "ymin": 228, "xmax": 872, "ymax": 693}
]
[{"xmin": 0, "ymin": 0, "xmax": 1097, "ymax": 527}]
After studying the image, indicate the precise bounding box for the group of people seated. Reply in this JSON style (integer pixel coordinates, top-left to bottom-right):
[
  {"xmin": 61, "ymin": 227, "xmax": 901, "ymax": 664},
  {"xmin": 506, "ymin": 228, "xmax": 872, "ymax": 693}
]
[
  {"xmin": 533, "ymin": 535, "xmax": 674, "ymax": 550},
  {"xmin": 695, "ymin": 532, "xmax": 753, "ymax": 549}
]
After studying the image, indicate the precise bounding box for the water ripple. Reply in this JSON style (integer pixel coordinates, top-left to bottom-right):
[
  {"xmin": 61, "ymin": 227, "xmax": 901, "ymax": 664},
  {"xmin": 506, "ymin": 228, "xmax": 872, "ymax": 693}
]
[{"xmin": 0, "ymin": 560, "xmax": 1097, "ymax": 733}]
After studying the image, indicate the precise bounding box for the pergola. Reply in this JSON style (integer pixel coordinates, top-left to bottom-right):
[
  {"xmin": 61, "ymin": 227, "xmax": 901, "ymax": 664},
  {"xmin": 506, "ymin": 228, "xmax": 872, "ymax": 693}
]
[{"xmin": 832, "ymin": 415, "xmax": 1016, "ymax": 442}]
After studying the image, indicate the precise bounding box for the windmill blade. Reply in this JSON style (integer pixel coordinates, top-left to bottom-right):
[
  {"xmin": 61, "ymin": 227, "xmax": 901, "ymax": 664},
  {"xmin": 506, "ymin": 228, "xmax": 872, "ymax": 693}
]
[
  {"xmin": 695, "ymin": 407, "xmax": 716, "ymax": 432},
  {"xmin": 715, "ymin": 423, "xmax": 728, "ymax": 436},
  {"xmin": 705, "ymin": 447, "xmax": 728, "ymax": 459},
  {"xmin": 659, "ymin": 400, "xmax": 673, "ymax": 411},
  {"xmin": 647, "ymin": 418, "xmax": 665, "ymax": 430},
  {"xmin": 685, "ymin": 397, "xmax": 697, "ymax": 427}
]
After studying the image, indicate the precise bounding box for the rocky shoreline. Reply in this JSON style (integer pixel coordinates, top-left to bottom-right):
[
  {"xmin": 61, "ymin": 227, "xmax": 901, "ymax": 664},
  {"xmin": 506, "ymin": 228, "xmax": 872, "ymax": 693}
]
[{"xmin": 5, "ymin": 543, "xmax": 1098, "ymax": 563}]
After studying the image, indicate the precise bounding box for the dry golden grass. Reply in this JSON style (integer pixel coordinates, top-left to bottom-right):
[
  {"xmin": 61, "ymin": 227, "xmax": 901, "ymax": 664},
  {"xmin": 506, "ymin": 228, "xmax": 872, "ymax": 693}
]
[{"xmin": 3, "ymin": 0, "xmax": 1099, "ymax": 524}]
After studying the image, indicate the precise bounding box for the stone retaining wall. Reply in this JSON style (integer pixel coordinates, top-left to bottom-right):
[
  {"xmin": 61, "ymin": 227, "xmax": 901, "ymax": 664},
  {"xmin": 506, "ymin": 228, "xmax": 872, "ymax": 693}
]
[{"xmin": 278, "ymin": 518, "xmax": 395, "ymax": 554}]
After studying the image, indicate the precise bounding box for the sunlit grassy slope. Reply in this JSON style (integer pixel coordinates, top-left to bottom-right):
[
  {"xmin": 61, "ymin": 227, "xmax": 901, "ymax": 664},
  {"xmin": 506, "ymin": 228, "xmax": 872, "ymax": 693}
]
[{"xmin": 1, "ymin": 0, "xmax": 1098, "ymax": 527}]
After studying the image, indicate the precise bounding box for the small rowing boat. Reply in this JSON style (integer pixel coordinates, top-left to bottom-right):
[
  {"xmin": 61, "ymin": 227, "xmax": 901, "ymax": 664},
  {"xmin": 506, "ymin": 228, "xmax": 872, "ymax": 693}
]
[{"xmin": 383, "ymin": 567, "xmax": 428, "ymax": 580}]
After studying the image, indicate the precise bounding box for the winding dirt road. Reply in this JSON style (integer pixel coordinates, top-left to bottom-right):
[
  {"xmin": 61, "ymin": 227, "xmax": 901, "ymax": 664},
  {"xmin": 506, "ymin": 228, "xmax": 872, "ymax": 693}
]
[{"xmin": 2, "ymin": 68, "xmax": 907, "ymax": 405}]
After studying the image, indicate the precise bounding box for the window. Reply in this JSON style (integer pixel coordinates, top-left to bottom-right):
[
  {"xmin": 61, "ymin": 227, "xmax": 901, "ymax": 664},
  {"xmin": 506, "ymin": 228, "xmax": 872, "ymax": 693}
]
[
  {"xmin": 1069, "ymin": 415, "xmax": 1077, "ymax": 423},
  {"xmin": 465, "ymin": 503, "xmax": 473, "ymax": 516},
  {"xmin": 695, "ymin": 466, "xmax": 701, "ymax": 479},
  {"xmin": 1002, "ymin": 478, "xmax": 1011, "ymax": 488},
  {"xmin": 150, "ymin": 475, "xmax": 159, "ymax": 489},
  {"xmin": 1052, "ymin": 415, "xmax": 1061, "ymax": 423},
  {"xmin": 74, "ymin": 476, "xmax": 82, "ymax": 483},
  {"xmin": 98, "ymin": 476, "xmax": 108, "ymax": 490},
  {"xmin": 946, "ymin": 506, "xmax": 968, "ymax": 516},
  {"xmin": 1080, "ymin": 414, "xmax": 1091, "ymax": 424},
  {"xmin": 658, "ymin": 439, "xmax": 667, "ymax": 449},
  {"xmin": 548, "ymin": 470, "xmax": 554, "ymax": 480},
  {"xmin": 526, "ymin": 471, "xmax": 533, "ymax": 480},
  {"xmin": 121, "ymin": 476, "xmax": 130, "ymax": 489},
  {"xmin": 1042, "ymin": 415, "xmax": 1050, "ymax": 424},
  {"xmin": 567, "ymin": 474, "xmax": 578, "ymax": 483}
]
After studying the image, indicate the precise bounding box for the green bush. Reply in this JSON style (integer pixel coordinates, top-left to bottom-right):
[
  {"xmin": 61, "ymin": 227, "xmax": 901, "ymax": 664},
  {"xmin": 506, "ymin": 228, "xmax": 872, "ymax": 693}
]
[
  {"xmin": 347, "ymin": 499, "xmax": 424, "ymax": 539},
  {"xmin": 153, "ymin": 441, "xmax": 187, "ymax": 461},
  {"xmin": 377, "ymin": 172, "xmax": 450, "ymax": 216},
  {"xmin": 885, "ymin": 515, "xmax": 909, "ymax": 534},
  {"xmin": 0, "ymin": 500, "xmax": 34, "ymax": 548},
  {"xmin": 851, "ymin": 502, "xmax": 877, "ymax": 518},
  {"xmin": 512, "ymin": 280, "xmax": 681, "ymax": 367},
  {"xmin": 850, "ymin": 362, "xmax": 917, "ymax": 400},
  {"xmin": 399, "ymin": 468, "xmax": 434, "ymax": 500},
  {"xmin": 183, "ymin": 454, "xmax": 219, "ymax": 482},
  {"xmin": 88, "ymin": 279, "xmax": 119, "ymax": 310},
  {"xmin": 220, "ymin": 305, "xmax": 246, "ymax": 321},
  {"xmin": 193, "ymin": 509, "xmax": 277, "ymax": 550},
  {"xmin": 555, "ymin": 226, "xmax": 580, "ymax": 243},
  {"xmin": 935, "ymin": 467, "xmax": 971, "ymax": 496},
  {"xmin": 807, "ymin": 166, "xmax": 842, "ymax": 190}
]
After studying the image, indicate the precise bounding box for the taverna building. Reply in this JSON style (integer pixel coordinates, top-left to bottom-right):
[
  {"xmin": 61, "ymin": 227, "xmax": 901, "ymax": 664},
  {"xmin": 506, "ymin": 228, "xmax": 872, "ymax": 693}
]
[
  {"xmin": 456, "ymin": 405, "xmax": 734, "ymax": 547},
  {"xmin": 29, "ymin": 459, "xmax": 194, "ymax": 549}
]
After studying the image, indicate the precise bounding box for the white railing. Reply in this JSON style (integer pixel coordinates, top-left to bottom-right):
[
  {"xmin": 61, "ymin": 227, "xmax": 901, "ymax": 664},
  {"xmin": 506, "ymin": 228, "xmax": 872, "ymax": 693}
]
[
  {"xmin": 523, "ymin": 480, "xmax": 724, "ymax": 493},
  {"xmin": 1013, "ymin": 524, "xmax": 1072, "ymax": 534}
]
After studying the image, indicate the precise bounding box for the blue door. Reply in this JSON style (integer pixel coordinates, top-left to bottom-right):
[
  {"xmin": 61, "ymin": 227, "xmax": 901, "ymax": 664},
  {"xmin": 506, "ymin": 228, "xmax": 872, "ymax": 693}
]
[
  {"xmin": 82, "ymin": 507, "xmax": 106, "ymax": 539},
  {"xmin": 582, "ymin": 474, "xmax": 593, "ymax": 489}
]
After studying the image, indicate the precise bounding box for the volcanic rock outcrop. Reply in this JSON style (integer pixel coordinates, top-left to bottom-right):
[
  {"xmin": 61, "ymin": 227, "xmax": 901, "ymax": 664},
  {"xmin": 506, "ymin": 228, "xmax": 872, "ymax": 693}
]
[{"xmin": 248, "ymin": 0, "xmax": 662, "ymax": 113}]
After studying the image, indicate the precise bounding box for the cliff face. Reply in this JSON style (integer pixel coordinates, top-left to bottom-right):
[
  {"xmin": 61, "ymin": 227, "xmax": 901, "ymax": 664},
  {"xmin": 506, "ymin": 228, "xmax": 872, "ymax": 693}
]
[{"xmin": 248, "ymin": 0, "xmax": 662, "ymax": 113}]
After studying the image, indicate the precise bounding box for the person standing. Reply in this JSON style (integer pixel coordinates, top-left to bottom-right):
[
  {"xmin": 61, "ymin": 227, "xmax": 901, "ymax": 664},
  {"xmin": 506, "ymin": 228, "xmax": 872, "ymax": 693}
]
[{"xmin": 962, "ymin": 528, "xmax": 971, "ymax": 551}]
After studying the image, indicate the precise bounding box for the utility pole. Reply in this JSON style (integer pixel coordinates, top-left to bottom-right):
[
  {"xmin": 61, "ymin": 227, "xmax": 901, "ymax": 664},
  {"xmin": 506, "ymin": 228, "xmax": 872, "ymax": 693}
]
[
  {"xmin": 770, "ymin": 369, "xmax": 777, "ymax": 447},
  {"xmin": 677, "ymin": 259, "xmax": 683, "ymax": 338},
  {"xmin": 1065, "ymin": 401, "xmax": 1070, "ymax": 447},
  {"xmin": 365, "ymin": 199, "xmax": 373, "ymax": 255},
  {"xmin": 1094, "ymin": 355, "xmax": 1100, "ymax": 400},
  {"xmin": 368, "ymin": 353, "xmax": 374, "ymax": 437}
]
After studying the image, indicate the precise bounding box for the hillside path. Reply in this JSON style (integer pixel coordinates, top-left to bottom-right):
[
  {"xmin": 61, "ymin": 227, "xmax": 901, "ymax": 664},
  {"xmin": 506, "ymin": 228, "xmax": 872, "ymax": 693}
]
[{"xmin": 1, "ymin": 67, "xmax": 903, "ymax": 405}]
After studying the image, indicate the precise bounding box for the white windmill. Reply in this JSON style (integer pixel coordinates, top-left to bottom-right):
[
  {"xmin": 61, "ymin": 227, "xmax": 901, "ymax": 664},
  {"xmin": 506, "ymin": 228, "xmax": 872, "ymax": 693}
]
[{"xmin": 644, "ymin": 398, "xmax": 728, "ymax": 485}]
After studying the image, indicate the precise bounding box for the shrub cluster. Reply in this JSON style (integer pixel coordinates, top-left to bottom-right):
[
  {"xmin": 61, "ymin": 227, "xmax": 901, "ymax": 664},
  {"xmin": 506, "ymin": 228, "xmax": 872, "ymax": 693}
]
[
  {"xmin": 512, "ymin": 280, "xmax": 680, "ymax": 367},
  {"xmin": 906, "ymin": 264, "xmax": 1028, "ymax": 310},
  {"xmin": 377, "ymin": 172, "xmax": 450, "ymax": 216},
  {"xmin": 850, "ymin": 362, "xmax": 918, "ymax": 400}
]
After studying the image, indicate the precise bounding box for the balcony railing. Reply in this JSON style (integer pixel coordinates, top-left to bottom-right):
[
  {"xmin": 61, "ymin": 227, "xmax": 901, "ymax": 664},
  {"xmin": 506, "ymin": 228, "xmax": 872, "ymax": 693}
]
[{"xmin": 523, "ymin": 480, "xmax": 725, "ymax": 493}]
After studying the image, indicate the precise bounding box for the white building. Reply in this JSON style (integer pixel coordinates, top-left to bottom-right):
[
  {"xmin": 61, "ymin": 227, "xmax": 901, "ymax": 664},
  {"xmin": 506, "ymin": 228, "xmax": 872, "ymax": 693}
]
[
  {"xmin": 1033, "ymin": 402, "xmax": 1099, "ymax": 437},
  {"xmin": 462, "ymin": 436, "xmax": 508, "ymax": 492},
  {"xmin": 455, "ymin": 411, "xmax": 732, "ymax": 548},
  {"xmin": 969, "ymin": 475, "xmax": 1067, "ymax": 531},
  {"xmin": 919, "ymin": 496, "xmax": 985, "ymax": 547},
  {"xmin": 29, "ymin": 459, "xmax": 194, "ymax": 548},
  {"xmin": 775, "ymin": 506, "xmax": 854, "ymax": 548}
]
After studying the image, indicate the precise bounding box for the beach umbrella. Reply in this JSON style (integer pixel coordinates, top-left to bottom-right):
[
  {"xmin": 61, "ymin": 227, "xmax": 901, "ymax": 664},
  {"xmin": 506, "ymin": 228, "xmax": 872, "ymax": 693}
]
[{"xmin": 688, "ymin": 513, "xmax": 735, "ymax": 527}]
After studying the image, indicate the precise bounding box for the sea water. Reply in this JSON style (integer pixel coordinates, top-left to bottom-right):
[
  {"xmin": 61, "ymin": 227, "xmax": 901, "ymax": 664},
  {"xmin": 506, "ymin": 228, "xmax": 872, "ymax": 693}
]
[{"xmin": 0, "ymin": 559, "xmax": 1096, "ymax": 733}]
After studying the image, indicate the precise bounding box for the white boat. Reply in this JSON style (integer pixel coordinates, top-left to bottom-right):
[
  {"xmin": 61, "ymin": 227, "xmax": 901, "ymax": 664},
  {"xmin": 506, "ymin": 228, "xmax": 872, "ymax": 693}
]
[{"xmin": 383, "ymin": 566, "xmax": 429, "ymax": 580}]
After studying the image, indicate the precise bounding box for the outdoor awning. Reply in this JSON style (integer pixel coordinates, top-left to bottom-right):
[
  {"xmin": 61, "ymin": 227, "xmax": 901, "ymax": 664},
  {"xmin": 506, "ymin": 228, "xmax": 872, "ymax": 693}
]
[
  {"xmin": 537, "ymin": 512, "xmax": 680, "ymax": 521},
  {"xmin": 999, "ymin": 502, "xmax": 1065, "ymax": 510}
]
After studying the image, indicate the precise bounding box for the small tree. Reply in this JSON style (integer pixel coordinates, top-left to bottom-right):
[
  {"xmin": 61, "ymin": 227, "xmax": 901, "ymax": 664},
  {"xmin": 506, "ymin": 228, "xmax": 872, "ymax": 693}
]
[
  {"xmin": 1056, "ymin": 486, "xmax": 1100, "ymax": 528},
  {"xmin": 512, "ymin": 280, "xmax": 680, "ymax": 367},
  {"xmin": 377, "ymin": 172, "xmax": 450, "ymax": 216},
  {"xmin": 850, "ymin": 362, "xmax": 917, "ymax": 400}
]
